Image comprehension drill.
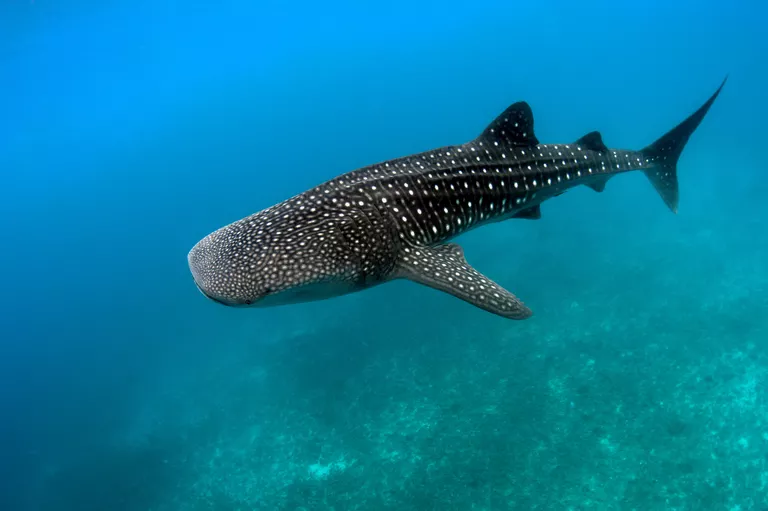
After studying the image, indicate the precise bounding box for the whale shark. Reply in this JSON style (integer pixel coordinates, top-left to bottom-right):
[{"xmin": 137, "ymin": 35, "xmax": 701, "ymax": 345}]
[{"xmin": 188, "ymin": 78, "xmax": 725, "ymax": 320}]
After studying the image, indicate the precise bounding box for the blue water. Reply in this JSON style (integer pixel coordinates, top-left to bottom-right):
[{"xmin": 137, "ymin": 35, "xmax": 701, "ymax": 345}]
[{"xmin": 1, "ymin": 1, "xmax": 766, "ymax": 509}]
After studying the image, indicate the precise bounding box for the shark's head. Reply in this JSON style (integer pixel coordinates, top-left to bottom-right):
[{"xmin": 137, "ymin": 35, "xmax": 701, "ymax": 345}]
[{"xmin": 188, "ymin": 202, "xmax": 368, "ymax": 308}]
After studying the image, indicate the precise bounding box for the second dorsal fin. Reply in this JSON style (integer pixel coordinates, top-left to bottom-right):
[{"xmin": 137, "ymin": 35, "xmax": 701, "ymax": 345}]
[
  {"xmin": 476, "ymin": 101, "xmax": 539, "ymax": 147},
  {"xmin": 575, "ymin": 131, "xmax": 608, "ymax": 153}
]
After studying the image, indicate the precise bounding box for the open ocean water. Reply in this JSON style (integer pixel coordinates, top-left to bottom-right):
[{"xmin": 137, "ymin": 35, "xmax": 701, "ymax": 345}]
[{"xmin": 1, "ymin": 1, "xmax": 766, "ymax": 509}]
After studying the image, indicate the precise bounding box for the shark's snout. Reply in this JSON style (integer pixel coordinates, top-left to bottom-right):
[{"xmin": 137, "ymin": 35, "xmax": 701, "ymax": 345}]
[
  {"xmin": 188, "ymin": 240, "xmax": 231, "ymax": 306},
  {"xmin": 187, "ymin": 227, "xmax": 266, "ymax": 307}
]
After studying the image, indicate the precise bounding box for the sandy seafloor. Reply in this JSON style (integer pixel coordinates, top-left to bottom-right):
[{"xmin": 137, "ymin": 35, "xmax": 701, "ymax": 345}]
[{"xmin": 38, "ymin": 200, "xmax": 768, "ymax": 510}]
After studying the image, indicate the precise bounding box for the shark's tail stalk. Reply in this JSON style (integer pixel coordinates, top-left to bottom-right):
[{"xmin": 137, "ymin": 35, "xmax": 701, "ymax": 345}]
[{"xmin": 641, "ymin": 77, "xmax": 727, "ymax": 213}]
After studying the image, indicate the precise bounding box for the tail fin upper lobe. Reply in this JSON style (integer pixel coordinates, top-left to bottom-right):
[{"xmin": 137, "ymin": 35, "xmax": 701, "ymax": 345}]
[{"xmin": 642, "ymin": 77, "xmax": 727, "ymax": 213}]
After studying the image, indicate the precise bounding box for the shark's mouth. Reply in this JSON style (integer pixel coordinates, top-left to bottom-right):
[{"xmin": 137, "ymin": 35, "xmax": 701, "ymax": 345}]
[
  {"xmin": 192, "ymin": 279, "xmax": 234, "ymax": 306},
  {"xmin": 192, "ymin": 278, "xmax": 263, "ymax": 307}
]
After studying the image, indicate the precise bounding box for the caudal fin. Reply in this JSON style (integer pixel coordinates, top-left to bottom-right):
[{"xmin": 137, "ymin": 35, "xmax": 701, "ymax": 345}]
[{"xmin": 642, "ymin": 77, "xmax": 727, "ymax": 213}]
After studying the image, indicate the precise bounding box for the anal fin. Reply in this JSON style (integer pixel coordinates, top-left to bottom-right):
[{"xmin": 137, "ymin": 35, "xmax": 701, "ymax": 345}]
[
  {"xmin": 396, "ymin": 244, "xmax": 532, "ymax": 320},
  {"xmin": 585, "ymin": 176, "xmax": 611, "ymax": 193},
  {"xmin": 512, "ymin": 205, "xmax": 541, "ymax": 220}
]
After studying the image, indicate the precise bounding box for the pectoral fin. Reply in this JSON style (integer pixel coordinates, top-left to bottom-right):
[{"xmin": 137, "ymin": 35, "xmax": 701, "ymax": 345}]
[{"xmin": 396, "ymin": 244, "xmax": 532, "ymax": 320}]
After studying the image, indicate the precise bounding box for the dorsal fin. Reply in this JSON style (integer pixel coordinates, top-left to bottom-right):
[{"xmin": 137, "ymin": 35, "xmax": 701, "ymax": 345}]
[
  {"xmin": 576, "ymin": 131, "xmax": 608, "ymax": 153},
  {"xmin": 477, "ymin": 101, "xmax": 539, "ymax": 147}
]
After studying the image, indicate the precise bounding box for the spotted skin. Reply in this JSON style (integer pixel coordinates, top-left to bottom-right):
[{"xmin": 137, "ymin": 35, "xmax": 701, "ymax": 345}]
[{"xmin": 188, "ymin": 78, "xmax": 726, "ymax": 319}]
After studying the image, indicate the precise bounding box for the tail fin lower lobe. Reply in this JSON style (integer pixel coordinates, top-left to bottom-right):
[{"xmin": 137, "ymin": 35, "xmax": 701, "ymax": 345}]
[{"xmin": 641, "ymin": 77, "xmax": 727, "ymax": 213}]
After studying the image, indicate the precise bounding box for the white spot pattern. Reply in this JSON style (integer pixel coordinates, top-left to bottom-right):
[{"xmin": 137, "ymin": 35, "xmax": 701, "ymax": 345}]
[{"xmin": 188, "ymin": 82, "xmax": 725, "ymax": 319}]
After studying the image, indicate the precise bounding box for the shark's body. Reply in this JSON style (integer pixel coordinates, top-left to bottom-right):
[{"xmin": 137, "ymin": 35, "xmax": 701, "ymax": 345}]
[{"xmin": 189, "ymin": 79, "xmax": 725, "ymax": 319}]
